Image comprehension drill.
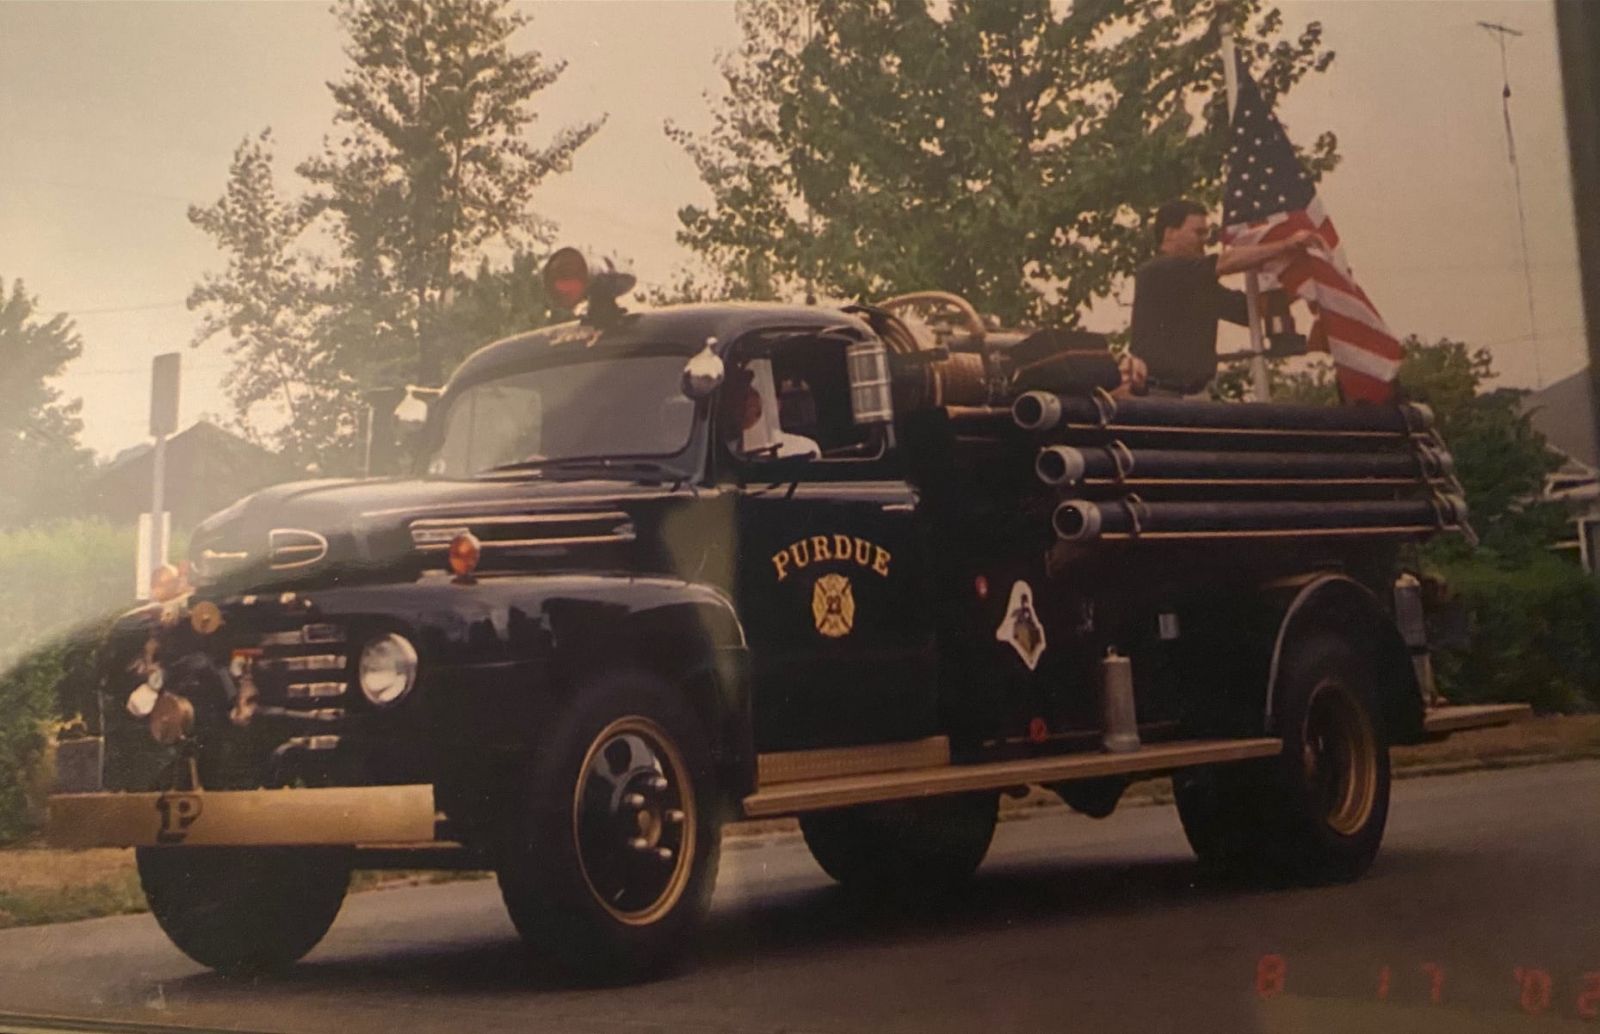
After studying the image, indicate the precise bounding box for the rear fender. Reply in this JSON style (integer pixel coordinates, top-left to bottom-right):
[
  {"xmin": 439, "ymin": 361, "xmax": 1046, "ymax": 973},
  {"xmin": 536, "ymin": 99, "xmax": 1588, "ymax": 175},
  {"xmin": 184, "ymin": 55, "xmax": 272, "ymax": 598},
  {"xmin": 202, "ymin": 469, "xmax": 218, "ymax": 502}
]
[{"xmin": 1265, "ymin": 574, "xmax": 1423, "ymax": 744}]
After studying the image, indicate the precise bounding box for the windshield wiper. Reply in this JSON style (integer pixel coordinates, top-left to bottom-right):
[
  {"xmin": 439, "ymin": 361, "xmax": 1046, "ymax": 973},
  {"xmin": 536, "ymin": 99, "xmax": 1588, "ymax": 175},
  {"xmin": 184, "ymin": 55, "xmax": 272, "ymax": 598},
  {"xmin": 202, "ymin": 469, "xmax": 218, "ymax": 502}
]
[{"xmin": 481, "ymin": 455, "xmax": 683, "ymax": 482}]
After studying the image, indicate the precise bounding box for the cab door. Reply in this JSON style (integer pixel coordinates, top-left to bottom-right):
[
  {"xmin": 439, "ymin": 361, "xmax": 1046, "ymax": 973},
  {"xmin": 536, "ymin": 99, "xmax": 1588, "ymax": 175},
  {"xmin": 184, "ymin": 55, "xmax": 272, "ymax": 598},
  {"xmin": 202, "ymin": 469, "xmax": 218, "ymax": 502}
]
[{"xmin": 734, "ymin": 475, "xmax": 939, "ymax": 753}]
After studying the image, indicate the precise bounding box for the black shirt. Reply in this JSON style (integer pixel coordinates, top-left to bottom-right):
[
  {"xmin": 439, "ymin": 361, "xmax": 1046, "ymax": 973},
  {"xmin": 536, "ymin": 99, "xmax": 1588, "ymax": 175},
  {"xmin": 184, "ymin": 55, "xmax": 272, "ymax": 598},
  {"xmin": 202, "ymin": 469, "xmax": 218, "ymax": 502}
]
[{"xmin": 1129, "ymin": 254, "xmax": 1250, "ymax": 390}]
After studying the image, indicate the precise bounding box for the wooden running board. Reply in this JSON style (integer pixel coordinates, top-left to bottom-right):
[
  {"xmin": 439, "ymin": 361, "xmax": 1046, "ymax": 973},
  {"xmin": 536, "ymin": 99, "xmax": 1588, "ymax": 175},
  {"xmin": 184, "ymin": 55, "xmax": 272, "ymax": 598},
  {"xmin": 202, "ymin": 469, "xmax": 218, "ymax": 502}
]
[
  {"xmin": 1422, "ymin": 703, "xmax": 1532, "ymax": 734},
  {"xmin": 742, "ymin": 737, "xmax": 1282, "ymax": 818}
]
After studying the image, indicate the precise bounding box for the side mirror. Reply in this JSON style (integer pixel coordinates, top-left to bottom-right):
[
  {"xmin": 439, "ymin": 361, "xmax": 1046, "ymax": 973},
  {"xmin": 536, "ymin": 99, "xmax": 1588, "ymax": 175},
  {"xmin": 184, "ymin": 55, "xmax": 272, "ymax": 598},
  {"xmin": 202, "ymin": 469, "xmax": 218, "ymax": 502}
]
[{"xmin": 682, "ymin": 338, "xmax": 725, "ymax": 400}]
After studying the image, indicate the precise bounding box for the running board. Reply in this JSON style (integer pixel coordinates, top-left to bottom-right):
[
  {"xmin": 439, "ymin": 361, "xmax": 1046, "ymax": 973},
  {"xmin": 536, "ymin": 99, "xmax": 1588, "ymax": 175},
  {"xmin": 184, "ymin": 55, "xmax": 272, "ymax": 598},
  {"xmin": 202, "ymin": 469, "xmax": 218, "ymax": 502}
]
[
  {"xmin": 1422, "ymin": 703, "xmax": 1532, "ymax": 735},
  {"xmin": 742, "ymin": 737, "xmax": 1282, "ymax": 818}
]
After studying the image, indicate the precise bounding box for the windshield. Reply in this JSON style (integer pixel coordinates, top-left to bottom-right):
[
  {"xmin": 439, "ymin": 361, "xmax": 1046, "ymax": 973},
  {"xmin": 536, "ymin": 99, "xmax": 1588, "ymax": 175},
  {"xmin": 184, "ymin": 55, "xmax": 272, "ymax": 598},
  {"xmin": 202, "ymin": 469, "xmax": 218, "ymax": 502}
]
[{"xmin": 425, "ymin": 355, "xmax": 697, "ymax": 477}]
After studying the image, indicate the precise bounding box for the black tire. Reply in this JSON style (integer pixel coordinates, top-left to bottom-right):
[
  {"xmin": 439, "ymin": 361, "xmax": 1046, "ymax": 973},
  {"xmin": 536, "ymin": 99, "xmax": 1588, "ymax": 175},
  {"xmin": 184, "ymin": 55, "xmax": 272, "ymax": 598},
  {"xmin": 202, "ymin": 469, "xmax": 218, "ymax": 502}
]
[
  {"xmin": 494, "ymin": 670, "xmax": 721, "ymax": 983},
  {"xmin": 1174, "ymin": 631, "xmax": 1391, "ymax": 885},
  {"xmin": 799, "ymin": 791, "xmax": 998, "ymax": 897},
  {"xmin": 135, "ymin": 846, "xmax": 350, "ymax": 975}
]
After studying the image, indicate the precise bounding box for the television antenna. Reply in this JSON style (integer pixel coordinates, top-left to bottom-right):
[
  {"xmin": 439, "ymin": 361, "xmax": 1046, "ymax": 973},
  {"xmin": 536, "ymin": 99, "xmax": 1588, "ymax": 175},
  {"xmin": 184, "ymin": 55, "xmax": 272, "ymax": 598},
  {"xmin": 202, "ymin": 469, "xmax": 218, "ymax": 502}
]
[{"xmin": 1478, "ymin": 19, "xmax": 1543, "ymax": 388}]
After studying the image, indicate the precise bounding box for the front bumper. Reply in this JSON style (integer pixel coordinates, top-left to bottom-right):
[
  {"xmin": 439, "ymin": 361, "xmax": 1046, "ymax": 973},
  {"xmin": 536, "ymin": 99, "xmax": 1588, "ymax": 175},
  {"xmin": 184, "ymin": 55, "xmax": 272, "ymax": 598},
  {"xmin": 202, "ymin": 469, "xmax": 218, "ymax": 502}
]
[{"xmin": 47, "ymin": 784, "xmax": 438, "ymax": 849}]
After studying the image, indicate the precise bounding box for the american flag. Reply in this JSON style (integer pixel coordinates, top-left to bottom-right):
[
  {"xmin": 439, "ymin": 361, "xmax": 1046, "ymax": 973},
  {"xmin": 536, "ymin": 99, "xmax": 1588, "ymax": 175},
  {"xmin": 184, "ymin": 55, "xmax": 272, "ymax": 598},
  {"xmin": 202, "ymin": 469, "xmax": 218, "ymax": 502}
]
[{"xmin": 1221, "ymin": 62, "xmax": 1403, "ymax": 403}]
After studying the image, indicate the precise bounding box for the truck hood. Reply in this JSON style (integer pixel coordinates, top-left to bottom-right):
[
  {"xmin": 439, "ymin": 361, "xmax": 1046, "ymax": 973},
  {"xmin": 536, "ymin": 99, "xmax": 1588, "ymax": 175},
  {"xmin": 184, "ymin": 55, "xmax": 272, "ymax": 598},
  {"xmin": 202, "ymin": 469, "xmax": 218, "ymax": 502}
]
[{"xmin": 188, "ymin": 475, "xmax": 692, "ymax": 591}]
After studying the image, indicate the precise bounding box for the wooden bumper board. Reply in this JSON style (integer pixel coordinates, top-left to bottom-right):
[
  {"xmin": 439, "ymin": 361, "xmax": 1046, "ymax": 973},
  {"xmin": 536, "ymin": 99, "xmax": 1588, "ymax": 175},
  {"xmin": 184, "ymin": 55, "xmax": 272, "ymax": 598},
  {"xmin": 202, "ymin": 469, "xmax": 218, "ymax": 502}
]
[
  {"xmin": 48, "ymin": 784, "xmax": 438, "ymax": 849},
  {"xmin": 742, "ymin": 737, "xmax": 1282, "ymax": 818},
  {"xmin": 1422, "ymin": 703, "xmax": 1533, "ymax": 735}
]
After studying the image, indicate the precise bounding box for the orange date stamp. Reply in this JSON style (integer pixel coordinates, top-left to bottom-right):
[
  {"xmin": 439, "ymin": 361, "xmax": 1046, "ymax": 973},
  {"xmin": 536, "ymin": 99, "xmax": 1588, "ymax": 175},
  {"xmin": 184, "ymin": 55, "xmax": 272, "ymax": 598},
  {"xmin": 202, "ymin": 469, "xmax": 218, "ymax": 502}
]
[{"xmin": 1255, "ymin": 954, "xmax": 1600, "ymax": 1020}]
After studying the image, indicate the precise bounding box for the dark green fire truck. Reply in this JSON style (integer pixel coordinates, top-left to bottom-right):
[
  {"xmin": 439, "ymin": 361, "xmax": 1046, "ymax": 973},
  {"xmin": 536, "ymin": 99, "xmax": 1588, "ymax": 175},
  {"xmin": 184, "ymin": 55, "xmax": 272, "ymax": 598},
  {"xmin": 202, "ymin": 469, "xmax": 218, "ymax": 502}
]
[{"xmin": 49, "ymin": 253, "xmax": 1524, "ymax": 981}]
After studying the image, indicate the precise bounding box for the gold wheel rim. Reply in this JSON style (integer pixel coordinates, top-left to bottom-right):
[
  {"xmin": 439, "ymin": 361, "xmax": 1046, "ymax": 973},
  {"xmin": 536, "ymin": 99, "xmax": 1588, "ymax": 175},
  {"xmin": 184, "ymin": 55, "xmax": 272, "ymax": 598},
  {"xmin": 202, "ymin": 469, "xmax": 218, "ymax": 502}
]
[
  {"xmin": 572, "ymin": 715, "xmax": 697, "ymax": 926},
  {"xmin": 1302, "ymin": 679, "xmax": 1378, "ymax": 837}
]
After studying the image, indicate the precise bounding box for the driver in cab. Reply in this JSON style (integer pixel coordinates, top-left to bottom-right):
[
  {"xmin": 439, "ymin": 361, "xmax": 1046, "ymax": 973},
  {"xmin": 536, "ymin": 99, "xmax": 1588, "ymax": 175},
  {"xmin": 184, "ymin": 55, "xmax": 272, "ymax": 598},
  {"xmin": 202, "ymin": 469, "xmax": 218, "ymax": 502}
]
[{"xmin": 723, "ymin": 357, "xmax": 820, "ymax": 460}]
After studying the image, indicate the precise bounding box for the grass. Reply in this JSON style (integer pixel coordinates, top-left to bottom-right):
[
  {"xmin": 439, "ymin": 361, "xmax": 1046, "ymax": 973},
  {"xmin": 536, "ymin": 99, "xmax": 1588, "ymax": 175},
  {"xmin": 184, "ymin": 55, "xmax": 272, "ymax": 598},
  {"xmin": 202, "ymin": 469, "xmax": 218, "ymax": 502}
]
[{"xmin": 4, "ymin": 715, "xmax": 1599, "ymax": 930}]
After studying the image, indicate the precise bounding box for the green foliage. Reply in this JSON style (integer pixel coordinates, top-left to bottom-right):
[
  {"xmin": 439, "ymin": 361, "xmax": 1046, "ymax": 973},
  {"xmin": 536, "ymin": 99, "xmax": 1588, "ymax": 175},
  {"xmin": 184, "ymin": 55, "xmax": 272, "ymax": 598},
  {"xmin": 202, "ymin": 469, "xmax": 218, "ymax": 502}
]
[
  {"xmin": 1430, "ymin": 553, "xmax": 1600, "ymax": 713},
  {"xmin": 0, "ymin": 519, "xmax": 154, "ymax": 671},
  {"xmin": 0, "ymin": 866, "xmax": 147, "ymax": 929},
  {"xmin": 189, "ymin": 131, "xmax": 364, "ymax": 474},
  {"xmin": 301, "ymin": 0, "xmax": 604, "ymax": 386},
  {"xmin": 1396, "ymin": 337, "xmax": 1566, "ymax": 564},
  {"xmin": 190, "ymin": 1, "xmax": 602, "ymax": 468},
  {"xmin": 0, "ymin": 518, "xmax": 156, "ymax": 842},
  {"xmin": 0, "ymin": 280, "xmax": 94, "ymax": 527},
  {"xmin": 671, "ymin": 0, "xmax": 1337, "ymax": 323},
  {"xmin": 0, "ymin": 630, "xmax": 103, "ymax": 844}
]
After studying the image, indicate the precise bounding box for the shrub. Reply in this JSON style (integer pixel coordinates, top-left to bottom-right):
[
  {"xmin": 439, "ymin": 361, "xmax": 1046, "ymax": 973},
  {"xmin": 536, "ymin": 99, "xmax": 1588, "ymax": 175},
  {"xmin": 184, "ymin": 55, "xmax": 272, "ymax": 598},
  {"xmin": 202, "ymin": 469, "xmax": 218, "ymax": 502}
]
[
  {"xmin": 0, "ymin": 631, "xmax": 103, "ymax": 843},
  {"xmin": 0, "ymin": 518, "xmax": 155, "ymax": 843},
  {"xmin": 1431, "ymin": 552, "xmax": 1600, "ymax": 714}
]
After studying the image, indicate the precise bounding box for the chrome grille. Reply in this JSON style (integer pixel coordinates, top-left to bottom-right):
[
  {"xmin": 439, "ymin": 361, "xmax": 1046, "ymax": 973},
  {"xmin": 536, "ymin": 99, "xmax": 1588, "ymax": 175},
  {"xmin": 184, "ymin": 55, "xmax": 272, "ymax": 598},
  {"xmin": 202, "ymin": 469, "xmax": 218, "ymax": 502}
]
[
  {"xmin": 258, "ymin": 653, "xmax": 347, "ymax": 673},
  {"xmin": 257, "ymin": 624, "xmax": 345, "ymax": 647},
  {"xmin": 409, "ymin": 511, "xmax": 636, "ymax": 551},
  {"xmin": 242, "ymin": 620, "xmax": 354, "ymax": 710}
]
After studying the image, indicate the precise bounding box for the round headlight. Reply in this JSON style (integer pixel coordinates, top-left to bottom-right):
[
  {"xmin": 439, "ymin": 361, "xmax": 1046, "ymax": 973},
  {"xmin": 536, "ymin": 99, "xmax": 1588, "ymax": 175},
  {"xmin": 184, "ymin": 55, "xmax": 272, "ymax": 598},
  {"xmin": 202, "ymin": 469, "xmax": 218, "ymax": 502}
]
[{"xmin": 359, "ymin": 634, "xmax": 418, "ymax": 707}]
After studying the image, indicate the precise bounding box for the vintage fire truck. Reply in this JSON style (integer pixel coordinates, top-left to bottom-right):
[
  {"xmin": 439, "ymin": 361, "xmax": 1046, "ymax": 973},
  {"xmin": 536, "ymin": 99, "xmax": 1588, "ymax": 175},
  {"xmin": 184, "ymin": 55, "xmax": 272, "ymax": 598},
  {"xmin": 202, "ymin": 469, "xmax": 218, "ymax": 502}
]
[{"xmin": 49, "ymin": 251, "xmax": 1525, "ymax": 980}]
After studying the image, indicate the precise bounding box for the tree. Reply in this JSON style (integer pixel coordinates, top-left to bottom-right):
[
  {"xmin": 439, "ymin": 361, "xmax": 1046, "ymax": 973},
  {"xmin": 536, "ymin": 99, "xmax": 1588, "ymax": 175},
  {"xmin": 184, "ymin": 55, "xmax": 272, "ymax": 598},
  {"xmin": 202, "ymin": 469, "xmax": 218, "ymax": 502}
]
[
  {"xmin": 301, "ymin": 0, "xmax": 605, "ymax": 387},
  {"xmin": 671, "ymin": 0, "xmax": 1337, "ymax": 324},
  {"xmin": 1395, "ymin": 338, "xmax": 1567, "ymax": 564},
  {"xmin": 0, "ymin": 279, "xmax": 93, "ymax": 526},
  {"xmin": 188, "ymin": 131, "xmax": 363, "ymax": 473},
  {"xmin": 1390, "ymin": 338, "xmax": 1598, "ymax": 713}
]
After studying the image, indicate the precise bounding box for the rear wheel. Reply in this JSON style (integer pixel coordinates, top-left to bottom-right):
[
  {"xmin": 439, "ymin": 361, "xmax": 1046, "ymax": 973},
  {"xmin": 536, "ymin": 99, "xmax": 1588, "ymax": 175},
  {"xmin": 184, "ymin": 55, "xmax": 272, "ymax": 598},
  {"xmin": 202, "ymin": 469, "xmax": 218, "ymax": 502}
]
[
  {"xmin": 799, "ymin": 792, "xmax": 998, "ymax": 897},
  {"xmin": 1174, "ymin": 631, "xmax": 1390, "ymax": 885},
  {"xmin": 136, "ymin": 846, "xmax": 350, "ymax": 975},
  {"xmin": 495, "ymin": 671, "xmax": 721, "ymax": 983}
]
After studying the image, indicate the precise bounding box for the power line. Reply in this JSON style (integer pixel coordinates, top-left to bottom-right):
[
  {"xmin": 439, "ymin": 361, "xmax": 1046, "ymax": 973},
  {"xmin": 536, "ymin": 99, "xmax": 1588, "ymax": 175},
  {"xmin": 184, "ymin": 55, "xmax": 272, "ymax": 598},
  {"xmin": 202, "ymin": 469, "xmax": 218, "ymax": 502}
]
[{"xmin": 45, "ymin": 301, "xmax": 190, "ymax": 317}]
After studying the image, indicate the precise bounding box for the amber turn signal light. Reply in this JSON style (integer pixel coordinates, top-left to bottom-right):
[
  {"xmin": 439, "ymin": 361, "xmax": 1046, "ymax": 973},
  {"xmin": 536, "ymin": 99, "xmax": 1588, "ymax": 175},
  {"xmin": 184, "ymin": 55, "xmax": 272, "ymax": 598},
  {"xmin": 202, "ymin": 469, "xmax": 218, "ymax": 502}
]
[{"xmin": 448, "ymin": 532, "xmax": 481, "ymax": 578}]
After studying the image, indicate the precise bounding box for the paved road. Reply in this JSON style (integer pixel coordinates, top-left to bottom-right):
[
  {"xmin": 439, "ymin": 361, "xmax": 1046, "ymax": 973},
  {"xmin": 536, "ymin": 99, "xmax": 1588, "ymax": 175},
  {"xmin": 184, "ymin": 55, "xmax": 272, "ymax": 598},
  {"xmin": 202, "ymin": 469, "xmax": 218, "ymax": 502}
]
[{"xmin": 1, "ymin": 762, "xmax": 1598, "ymax": 1034}]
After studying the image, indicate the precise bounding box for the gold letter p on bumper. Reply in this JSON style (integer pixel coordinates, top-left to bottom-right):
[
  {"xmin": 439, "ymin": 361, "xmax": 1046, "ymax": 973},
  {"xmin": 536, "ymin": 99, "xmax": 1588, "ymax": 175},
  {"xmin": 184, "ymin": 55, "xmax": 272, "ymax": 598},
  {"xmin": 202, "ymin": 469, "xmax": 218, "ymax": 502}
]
[{"xmin": 47, "ymin": 784, "xmax": 438, "ymax": 849}]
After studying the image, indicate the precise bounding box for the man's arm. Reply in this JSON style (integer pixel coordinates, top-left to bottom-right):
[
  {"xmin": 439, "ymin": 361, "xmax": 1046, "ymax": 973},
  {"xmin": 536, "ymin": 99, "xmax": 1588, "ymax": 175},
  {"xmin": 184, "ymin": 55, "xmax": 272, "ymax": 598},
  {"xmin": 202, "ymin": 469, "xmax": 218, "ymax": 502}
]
[{"xmin": 1215, "ymin": 228, "xmax": 1316, "ymax": 276}]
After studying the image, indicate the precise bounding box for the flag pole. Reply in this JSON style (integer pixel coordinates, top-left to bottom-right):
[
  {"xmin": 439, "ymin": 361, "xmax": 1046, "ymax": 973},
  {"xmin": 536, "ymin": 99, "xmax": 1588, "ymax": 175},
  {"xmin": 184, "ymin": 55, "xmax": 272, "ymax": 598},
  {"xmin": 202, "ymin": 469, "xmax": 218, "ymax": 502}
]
[{"xmin": 1220, "ymin": 23, "xmax": 1272, "ymax": 402}]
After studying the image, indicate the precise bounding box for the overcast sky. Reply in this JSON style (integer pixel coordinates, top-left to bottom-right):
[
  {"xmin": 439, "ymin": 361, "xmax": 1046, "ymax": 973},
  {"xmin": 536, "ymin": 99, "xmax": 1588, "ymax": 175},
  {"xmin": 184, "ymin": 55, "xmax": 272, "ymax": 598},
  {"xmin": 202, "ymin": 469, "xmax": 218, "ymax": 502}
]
[{"xmin": 0, "ymin": 0, "xmax": 1585, "ymax": 459}]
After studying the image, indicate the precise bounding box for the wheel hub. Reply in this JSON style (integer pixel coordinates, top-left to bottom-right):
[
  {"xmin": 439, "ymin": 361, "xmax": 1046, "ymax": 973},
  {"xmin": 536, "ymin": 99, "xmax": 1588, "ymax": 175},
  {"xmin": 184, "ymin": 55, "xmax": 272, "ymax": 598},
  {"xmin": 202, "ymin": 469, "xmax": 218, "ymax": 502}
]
[
  {"xmin": 1303, "ymin": 680, "xmax": 1378, "ymax": 836},
  {"xmin": 573, "ymin": 718, "xmax": 696, "ymax": 925}
]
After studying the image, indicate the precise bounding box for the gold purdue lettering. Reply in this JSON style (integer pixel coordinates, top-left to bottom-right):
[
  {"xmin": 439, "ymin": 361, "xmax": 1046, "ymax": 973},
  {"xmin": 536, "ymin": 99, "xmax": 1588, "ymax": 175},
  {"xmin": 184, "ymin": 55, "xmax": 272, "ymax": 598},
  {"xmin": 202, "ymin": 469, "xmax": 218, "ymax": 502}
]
[{"xmin": 770, "ymin": 534, "xmax": 893, "ymax": 580}]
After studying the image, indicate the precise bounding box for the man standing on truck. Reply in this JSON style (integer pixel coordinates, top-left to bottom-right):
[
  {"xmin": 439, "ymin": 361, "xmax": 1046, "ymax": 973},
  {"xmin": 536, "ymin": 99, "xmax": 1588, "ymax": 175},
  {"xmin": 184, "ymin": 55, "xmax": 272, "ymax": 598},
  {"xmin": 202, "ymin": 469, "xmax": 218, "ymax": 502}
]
[{"xmin": 1130, "ymin": 198, "xmax": 1313, "ymax": 397}]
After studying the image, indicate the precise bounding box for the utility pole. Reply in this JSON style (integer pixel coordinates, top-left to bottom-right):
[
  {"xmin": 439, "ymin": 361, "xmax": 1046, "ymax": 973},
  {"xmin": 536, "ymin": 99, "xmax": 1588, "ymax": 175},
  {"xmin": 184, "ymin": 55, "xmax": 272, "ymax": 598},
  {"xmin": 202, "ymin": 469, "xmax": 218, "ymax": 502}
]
[
  {"xmin": 1479, "ymin": 19, "xmax": 1544, "ymax": 388},
  {"xmin": 139, "ymin": 353, "xmax": 180, "ymax": 599}
]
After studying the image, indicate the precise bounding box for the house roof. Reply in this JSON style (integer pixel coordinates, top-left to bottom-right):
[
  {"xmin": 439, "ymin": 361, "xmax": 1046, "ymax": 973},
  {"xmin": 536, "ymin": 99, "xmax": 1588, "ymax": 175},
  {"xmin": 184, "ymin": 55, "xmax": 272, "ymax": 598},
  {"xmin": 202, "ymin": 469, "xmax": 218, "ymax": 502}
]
[{"xmin": 1524, "ymin": 367, "xmax": 1600, "ymax": 469}]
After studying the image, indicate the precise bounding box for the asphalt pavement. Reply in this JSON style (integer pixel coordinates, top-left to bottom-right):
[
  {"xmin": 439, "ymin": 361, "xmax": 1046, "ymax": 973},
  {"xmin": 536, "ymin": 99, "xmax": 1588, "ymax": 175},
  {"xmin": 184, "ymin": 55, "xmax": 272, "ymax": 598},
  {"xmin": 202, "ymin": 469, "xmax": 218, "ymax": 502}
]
[{"xmin": 1, "ymin": 761, "xmax": 1597, "ymax": 1034}]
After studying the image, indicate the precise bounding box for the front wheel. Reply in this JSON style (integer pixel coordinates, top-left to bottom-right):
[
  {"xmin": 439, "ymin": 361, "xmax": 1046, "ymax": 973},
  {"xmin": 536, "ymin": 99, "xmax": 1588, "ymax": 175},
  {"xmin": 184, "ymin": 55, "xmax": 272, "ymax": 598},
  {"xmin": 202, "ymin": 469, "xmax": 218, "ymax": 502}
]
[
  {"xmin": 495, "ymin": 671, "xmax": 721, "ymax": 983},
  {"xmin": 1174, "ymin": 631, "xmax": 1391, "ymax": 885},
  {"xmin": 136, "ymin": 846, "xmax": 350, "ymax": 975}
]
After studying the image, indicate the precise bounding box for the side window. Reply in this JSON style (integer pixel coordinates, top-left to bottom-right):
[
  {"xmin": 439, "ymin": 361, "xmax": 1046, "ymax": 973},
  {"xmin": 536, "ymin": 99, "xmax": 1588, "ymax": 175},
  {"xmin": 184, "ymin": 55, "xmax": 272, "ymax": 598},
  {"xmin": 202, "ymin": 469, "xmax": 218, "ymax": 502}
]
[{"xmin": 720, "ymin": 337, "xmax": 877, "ymax": 464}]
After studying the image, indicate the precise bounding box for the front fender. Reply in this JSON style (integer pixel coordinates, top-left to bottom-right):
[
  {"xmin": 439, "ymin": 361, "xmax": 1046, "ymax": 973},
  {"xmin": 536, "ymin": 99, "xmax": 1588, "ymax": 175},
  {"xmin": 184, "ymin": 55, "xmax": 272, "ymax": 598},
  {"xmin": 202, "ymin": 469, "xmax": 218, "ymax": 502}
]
[{"xmin": 378, "ymin": 572, "xmax": 753, "ymax": 795}]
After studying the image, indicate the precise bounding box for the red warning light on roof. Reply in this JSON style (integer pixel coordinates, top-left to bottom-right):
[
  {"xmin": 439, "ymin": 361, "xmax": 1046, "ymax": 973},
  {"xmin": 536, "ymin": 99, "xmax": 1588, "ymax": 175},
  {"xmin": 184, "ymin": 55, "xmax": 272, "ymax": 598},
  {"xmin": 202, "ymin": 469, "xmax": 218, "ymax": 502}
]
[{"xmin": 543, "ymin": 247, "xmax": 590, "ymax": 310}]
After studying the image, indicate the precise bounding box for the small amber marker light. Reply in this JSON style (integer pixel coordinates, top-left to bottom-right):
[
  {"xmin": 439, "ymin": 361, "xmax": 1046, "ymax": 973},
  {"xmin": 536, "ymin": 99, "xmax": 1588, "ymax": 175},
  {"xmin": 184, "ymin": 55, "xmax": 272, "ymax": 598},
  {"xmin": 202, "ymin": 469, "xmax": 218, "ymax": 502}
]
[{"xmin": 448, "ymin": 532, "xmax": 481, "ymax": 578}]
